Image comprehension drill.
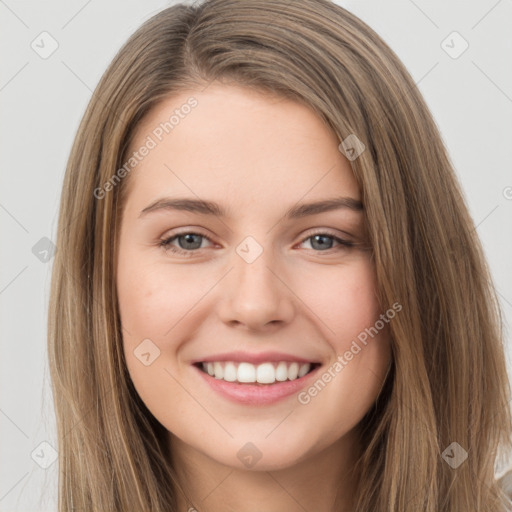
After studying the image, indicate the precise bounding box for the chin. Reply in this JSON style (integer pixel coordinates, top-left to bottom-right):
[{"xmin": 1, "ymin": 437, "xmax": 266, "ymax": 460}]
[{"xmin": 198, "ymin": 432, "xmax": 323, "ymax": 472}]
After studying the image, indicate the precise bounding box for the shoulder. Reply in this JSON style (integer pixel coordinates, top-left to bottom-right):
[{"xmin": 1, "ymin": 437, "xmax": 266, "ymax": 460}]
[{"xmin": 498, "ymin": 468, "xmax": 512, "ymax": 500}]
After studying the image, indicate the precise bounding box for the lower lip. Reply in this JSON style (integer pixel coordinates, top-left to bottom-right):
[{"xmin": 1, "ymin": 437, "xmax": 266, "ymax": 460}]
[{"xmin": 193, "ymin": 364, "xmax": 320, "ymax": 406}]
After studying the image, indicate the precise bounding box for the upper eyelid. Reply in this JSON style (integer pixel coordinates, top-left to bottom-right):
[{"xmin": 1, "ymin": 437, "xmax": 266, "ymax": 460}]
[{"xmin": 162, "ymin": 229, "xmax": 216, "ymax": 244}]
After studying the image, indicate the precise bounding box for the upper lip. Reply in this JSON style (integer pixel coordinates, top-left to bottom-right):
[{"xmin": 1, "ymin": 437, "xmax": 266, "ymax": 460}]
[{"xmin": 191, "ymin": 351, "xmax": 320, "ymax": 365}]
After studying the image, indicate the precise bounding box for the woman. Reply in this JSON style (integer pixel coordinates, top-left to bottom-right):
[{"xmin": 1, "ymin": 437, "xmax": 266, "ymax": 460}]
[{"xmin": 48, "ymin": 0, "xmax": 512, "ymax": 510}]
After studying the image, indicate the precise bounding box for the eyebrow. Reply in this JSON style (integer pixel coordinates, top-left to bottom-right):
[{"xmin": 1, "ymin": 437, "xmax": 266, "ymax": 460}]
[{"xmin": 138, "ymin": 196, "xmax": 363, "ymax": 220}]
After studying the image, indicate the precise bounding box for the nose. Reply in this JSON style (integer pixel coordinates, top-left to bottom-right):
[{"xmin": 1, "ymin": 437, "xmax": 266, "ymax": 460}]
[{"xmin": 217, "ymin": 244, "xmax": 295, "ymax": 332}]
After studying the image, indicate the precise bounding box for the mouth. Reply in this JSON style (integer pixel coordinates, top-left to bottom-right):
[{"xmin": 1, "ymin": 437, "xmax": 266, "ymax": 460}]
[{"xmin": 193, "ymin": 360, "xmax": 321, "ymax": 385}]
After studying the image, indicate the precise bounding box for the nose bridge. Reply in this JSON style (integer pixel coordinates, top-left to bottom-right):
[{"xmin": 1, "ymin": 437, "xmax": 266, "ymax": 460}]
[
  {"xmin": 217, "ymin": 234, "xmax": 294, "ymax": 329},
  {"xmin": 235, "ymin": 236, "xmax": 276, "ymax": 290}
]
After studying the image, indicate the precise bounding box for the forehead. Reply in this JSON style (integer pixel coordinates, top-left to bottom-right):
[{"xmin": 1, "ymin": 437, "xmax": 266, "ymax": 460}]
[{"xmin": 123, "ymin": 84, "xmax": 360, "ymax": 214}]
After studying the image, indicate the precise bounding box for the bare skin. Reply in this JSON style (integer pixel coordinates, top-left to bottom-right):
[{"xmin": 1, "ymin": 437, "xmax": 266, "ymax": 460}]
[{"xmin": 116, "ymin": 83, "xmax": 392, "ymax": 512}]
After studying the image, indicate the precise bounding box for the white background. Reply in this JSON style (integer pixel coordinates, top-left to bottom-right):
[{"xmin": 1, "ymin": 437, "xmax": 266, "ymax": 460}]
[{"xmin": 1, "ymin": 0, "xmax": 511, "ymax": 510}]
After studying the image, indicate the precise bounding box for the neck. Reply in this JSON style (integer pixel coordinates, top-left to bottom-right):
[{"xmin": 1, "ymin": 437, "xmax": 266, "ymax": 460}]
[{"xmin": 168, "ymin": 429, "xmax": 361, "ymax": 512}]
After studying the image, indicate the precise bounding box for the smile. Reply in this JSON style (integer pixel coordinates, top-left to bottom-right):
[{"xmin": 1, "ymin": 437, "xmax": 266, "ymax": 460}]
[
  {"xmin": 193, "ymin": 359, "xmax": 322, "ymax": 405},
  {"xmin": 197, "ymin": 361, "xmax": 319, "ymax": 384}
]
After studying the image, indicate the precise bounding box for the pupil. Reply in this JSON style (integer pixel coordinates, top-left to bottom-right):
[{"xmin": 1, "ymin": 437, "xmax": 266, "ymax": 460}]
[
  {"xmin": 180, "ymin": 234, "xmax": 201, "ymax": 250},
  {"xmin": 312, "ymin": 234, "xmax": 332, "ymax": 250}
]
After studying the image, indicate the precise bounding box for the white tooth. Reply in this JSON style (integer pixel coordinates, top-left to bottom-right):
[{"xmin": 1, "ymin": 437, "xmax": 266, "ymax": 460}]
[
  {"xmin": 298, "ymin": 363, "xmax": 311, "ymax": 378},
  {"xmin": 238, "ymin": 362, "xmax": 256, "ymax": 383},
  {"xmin": 288, "ymin": 362, "xmax": 299, "ymax": 380},
  {"xmin": 256, "ymin": 363, "xmax": 276, "ymax": 384},
  {"xmin": 223, "ymin": 362, "xmax": 237, "ymax": 382},
  {"xmin": 213, "ymin": 362, "xmax": 224, "ymax": 379},
  {"xmin": 208, "ymin": 361, "xmax": 311, "ymax": 383},
  {"xmin": 275, "ymin": 362, "xmax": 288, "ymax": 381}
]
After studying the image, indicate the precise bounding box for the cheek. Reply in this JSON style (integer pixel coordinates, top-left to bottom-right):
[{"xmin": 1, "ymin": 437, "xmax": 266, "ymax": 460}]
[
  {"xmin": 116, "ymin": 248, "xmax": 223, "ymax": 419},
  {"xmin": 332, "ymin": 268, "xmax": 382, "ymax": 348},
  {"xmin": 117, "ymin": 250, "xmax": 203, "ymax": 340},
  {"xmin": 332, "ymin": 263, "xmax": 391, "ymax": 381},
  {"xmin": 292, "ymin": 259, "xmax": 391, "ymax": 416},
  {"xmin": 294, "ymin": 256, "xmax": 383, "ymax": 349},
  {"xmin": 116, "ymin": 255, "xmax": 200, "ymax": 430}
]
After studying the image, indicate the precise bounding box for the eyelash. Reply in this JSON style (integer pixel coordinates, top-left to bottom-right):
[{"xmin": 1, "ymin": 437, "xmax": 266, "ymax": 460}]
[{"xmin": 158, "ymin": 229, "xmax": 354, "ymax": 257}]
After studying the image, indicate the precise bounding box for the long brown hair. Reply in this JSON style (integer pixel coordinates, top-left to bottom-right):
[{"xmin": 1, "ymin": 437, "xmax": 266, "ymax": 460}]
[{"xmin": 48, "ymin": 0, "xmax": 512, "ymax": 510}]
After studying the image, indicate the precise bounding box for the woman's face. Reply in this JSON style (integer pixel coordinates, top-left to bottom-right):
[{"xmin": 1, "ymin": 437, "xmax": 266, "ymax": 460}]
[{"xmin": 116, "ymin": 83, "xmax": 392, "ymax": 471}]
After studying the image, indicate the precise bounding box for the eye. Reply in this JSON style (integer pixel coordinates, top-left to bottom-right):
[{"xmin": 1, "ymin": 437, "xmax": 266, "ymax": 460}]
[
  {"xmin": 159, "ymin": 232, "xmax": 215, "ymax": 256},
  {"xmin": 297, "ymin": 230, "xmax": 354, "ymax": 252},
  {"xmin": 158, "ymin": 229, "xmax": 355, "ymax": 257}
]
